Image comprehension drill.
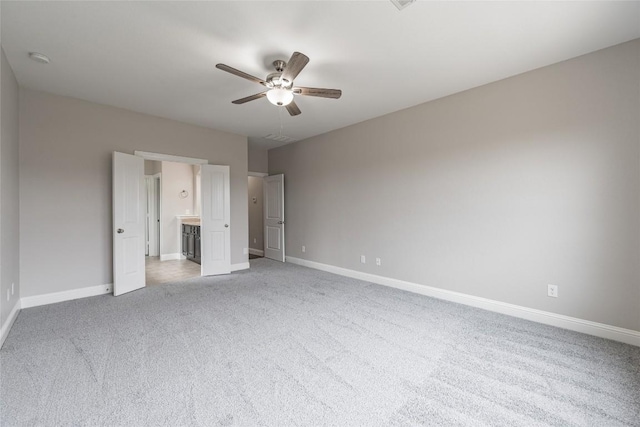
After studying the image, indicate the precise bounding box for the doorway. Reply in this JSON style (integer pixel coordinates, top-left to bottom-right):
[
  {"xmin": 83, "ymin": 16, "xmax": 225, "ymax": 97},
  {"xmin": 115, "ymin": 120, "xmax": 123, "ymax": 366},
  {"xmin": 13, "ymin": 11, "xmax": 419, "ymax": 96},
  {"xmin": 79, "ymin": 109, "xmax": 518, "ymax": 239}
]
[
  {"xmin": 248, "ymin": 172, "xmax": 267, "ymax": 260},
  {"xmin": 113, "ymin": 151, "xmax": 231, "ymax": 296},
  {"xmin": 144, "ymin": 159, "xmax": 201, "ymax": 286},
  {"xmin": 145, "ymin": 174, "xmax": 160, "ymax": 257}
]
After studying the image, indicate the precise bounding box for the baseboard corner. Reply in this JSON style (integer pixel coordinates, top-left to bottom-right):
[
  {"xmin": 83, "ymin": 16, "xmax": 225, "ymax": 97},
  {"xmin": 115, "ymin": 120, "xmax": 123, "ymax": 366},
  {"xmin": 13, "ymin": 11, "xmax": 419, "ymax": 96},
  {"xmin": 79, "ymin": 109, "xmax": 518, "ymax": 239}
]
[
  {"xmin": 160, "ymin": 253, "xmax": 182, "ymax": 261},
  {"xmin": 0, "ymin": 300, "xmax": 22, "ymax": 349}
]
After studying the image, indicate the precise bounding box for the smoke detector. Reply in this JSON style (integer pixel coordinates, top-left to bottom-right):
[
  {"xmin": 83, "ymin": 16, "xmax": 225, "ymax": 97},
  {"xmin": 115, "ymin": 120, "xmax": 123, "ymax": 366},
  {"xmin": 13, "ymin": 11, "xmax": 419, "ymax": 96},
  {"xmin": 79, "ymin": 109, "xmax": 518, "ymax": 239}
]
[{"xmin": 390, "ymin": 0, "xmax": 416, "ymax": 10}]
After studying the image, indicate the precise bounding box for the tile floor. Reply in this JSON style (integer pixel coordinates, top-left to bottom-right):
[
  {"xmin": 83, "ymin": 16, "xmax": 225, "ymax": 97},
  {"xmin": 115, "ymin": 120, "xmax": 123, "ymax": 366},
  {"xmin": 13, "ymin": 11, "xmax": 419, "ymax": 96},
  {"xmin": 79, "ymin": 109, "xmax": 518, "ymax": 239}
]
[{"xmin": 145, "ymin": 256, "xmax": 201, "ymax": 286}]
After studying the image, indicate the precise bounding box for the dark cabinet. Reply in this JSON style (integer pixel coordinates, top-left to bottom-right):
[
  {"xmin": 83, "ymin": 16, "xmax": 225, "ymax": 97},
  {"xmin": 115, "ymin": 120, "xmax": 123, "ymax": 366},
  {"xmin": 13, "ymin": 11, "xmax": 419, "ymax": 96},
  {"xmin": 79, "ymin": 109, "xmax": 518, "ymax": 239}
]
[
  {"xmin": 194, "ymin": 234, "xmax": 201, "ymax": 260},
  {"xmin": 182, "ymin": 230, "xmax": 189, "ymax": 257},
  {"xmin": 181, "ymin": 224, "xmax": 201, "ymax": 264}
]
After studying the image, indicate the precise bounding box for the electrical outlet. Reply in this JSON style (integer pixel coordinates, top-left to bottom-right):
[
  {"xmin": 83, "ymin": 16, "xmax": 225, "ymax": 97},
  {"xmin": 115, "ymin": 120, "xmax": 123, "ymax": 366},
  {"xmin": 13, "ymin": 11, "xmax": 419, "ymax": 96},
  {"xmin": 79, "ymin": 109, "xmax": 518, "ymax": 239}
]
[
  {"xmin": 302, "ymin": 246, "xmax": 306, "ymax": 253},
  {"xmin": 11, "ymin": 283, "xmax": 15, "ymax": 295},
  {"xmin": 360, "ymin": 255, "xmax": 366, "ymax": 264},
  {"xmin": 376, "ymin": 258, "xmax": 381, "ymax": 266},
  {"xmin": 547, "ymin": 284, "xmax": 558, "ymax": 298},
  {"xmin": 253, "ymin": 238, "xmax": 257, "ymax": 244},
  {"xmin": 243, "ymin": 248, "xmax": 248, "ymax": 255},
  {"xmin": 6, "ymin": 289, "xmax": 9, "ymax": 302}
]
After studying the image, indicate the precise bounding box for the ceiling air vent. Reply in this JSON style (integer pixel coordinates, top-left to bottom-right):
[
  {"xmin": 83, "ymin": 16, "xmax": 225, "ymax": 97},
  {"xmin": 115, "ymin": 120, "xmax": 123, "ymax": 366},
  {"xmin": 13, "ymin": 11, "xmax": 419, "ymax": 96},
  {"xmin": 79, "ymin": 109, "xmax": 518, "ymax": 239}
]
[
  {"xmin": 263, "ymin": 134, "xmax": 298, "ymax": 143},
  {"xmin": 390, "ymin": 0, "xmax": 416, "ymax": 10}
]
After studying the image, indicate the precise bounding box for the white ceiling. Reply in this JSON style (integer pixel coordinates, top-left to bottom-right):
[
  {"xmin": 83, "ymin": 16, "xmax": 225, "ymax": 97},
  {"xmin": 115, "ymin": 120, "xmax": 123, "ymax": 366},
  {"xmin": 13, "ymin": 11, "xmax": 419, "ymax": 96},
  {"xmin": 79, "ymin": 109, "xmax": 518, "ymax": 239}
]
[{"xmin": 2, "ymin": 1, "xmax": 639, "ymax": 150}]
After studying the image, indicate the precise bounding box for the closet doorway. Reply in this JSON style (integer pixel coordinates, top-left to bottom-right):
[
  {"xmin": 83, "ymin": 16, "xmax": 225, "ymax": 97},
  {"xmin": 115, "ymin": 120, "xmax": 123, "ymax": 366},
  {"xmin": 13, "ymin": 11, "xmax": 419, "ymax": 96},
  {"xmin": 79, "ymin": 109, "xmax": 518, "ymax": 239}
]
[{"xmin": 248, "ymin": 172, "xmax": 267, "ymax": 260}]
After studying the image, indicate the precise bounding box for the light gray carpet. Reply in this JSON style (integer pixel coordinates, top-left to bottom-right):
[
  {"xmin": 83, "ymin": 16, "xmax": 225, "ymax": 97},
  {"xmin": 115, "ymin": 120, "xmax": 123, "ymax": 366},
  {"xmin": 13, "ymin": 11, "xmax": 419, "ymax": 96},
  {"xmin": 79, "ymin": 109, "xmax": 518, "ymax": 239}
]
[{"xmin": 1, "ymin": 258, "xmax": 639, "ymax": 426}]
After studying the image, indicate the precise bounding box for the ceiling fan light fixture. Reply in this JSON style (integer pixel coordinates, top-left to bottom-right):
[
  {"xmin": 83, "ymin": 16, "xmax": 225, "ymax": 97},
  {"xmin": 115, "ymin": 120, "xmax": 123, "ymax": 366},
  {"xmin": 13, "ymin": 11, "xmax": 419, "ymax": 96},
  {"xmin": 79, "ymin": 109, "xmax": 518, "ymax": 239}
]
[{"xmin": 266, "ymin": 88, "xmax": 294, "ymax": 106}]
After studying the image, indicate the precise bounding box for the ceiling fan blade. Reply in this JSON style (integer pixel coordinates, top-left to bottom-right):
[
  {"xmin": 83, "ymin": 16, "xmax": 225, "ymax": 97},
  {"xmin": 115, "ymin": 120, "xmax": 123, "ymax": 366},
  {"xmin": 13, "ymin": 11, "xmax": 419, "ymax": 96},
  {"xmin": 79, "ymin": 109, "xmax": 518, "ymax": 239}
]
[
  {"xmin": 293, "ymin": 87, "xmax": 342, "ymax": 99},
  {"xmin": 285, "ymin": 100, "xmax": 302, "ymax": 116},
  {"xmin": 281, "ymin": 52, "xmax": 309, "ymax": 83},
  {"xmin": 232, "ymin": 91, "xmax": 268, "ymax": 104},
  {"xmin": 216, "ymin": 63, "xmax": 266, "ymax": 86}
]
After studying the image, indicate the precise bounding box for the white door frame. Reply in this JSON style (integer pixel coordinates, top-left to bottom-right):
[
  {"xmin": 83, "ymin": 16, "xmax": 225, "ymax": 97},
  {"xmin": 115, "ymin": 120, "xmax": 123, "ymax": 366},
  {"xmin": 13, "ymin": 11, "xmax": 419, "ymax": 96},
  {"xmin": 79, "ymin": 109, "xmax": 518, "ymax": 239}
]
[
  {"xmin": 134, "ymin": 151, "xmax": 208, "ymax": 166},
  {"xmin": 248, "ymin": 171, "xmax": 268, "ymax": 178},
  {"xmin": 135, "ymin": 151, "xmax": 208, "ymax": 263}
]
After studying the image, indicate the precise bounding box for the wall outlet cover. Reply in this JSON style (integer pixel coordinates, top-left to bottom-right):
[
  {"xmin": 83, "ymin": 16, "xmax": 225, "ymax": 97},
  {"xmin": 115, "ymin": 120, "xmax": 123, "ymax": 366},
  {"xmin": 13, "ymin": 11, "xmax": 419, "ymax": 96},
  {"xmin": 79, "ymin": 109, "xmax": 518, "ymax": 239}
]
[
  {"xmin": 360, "ymin": 255, "xmax": 366, "ymax": 264},
  {"xmin": 376, "ymin": 258, "xmax": 381, "ymax": 266},
  {"xmin": 302, "ymin": 246, "xmax": 306, "ymax": 253},
  {"xmin": 548, "ymin": 284, "xmax": 558, "ymax": 298},
  {"xmin": 243, "ymin": 248, "xmax": 249, "ymax": 255}
]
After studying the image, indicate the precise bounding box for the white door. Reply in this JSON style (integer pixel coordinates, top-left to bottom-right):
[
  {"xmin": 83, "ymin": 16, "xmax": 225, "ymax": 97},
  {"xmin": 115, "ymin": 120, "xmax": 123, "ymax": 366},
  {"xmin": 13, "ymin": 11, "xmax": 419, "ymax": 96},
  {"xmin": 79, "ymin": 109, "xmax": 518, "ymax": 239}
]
[
  {"xmin": 201, "ymin": 165, "xmax": 231, "ymax": 275},
  {"xmin": 264, "ymin": 174, "xmax": 285, "ymax": 262},
  {"xmin": 113, "ymin": 152, "xmax": 146, "ymax": 296}
]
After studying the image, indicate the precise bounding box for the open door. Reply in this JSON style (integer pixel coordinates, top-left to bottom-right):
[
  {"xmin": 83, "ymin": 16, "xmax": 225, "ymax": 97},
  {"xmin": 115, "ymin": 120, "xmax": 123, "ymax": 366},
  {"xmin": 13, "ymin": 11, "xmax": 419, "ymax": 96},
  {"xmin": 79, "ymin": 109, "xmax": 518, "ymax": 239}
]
[
  {"xmin": 113, "ymin": 152, "xmax": 146, "ymax": 296},
  {"xmin": 264, "ymin": 174, "xmax": 285, "ymax": 262},
  {"xmin": 201, "ymin": 165, "xmax": 231, "ymax": 275}
]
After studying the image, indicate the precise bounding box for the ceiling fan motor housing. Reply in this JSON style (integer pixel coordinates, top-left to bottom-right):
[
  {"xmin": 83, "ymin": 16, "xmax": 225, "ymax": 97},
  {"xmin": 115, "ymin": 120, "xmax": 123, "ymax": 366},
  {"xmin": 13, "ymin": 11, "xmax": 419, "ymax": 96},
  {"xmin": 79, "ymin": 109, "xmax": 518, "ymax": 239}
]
[
  {"xmin": 273, "ymin": 59, "xmax": 286, "ymax": 72},
  {"xmin": 267, "ymin": 59, "xmax": 293, "ymax": 88},
  {"xmin": 266, "ymin": 73, "xmax": 292, "ymax": 89}
]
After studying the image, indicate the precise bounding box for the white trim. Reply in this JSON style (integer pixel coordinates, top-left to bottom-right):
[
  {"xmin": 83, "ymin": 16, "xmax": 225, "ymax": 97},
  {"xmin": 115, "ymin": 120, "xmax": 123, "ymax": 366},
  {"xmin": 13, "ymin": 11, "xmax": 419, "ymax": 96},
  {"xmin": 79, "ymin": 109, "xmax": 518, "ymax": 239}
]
[
  {"xmin": 231, "ymin": 262, "xmax": 250, "ymax": 272},
  {"xmin": 249, "ymin": 248, "xmax": 264, "ymax": 256},
  {"xmin": 134, "ymin": 151, "xmax": 208, "ymax": 165},
  {"xmin": 286, "ymin": 256, "xmax": 640, "ymax": 347},
  {"xmin": 21, "ymin": 284, "xmax": 112, "ymax": 309},
  {"xmin": 248, "ymin": 171, "xmax": 268, "ymax": 177},
  {"xmin": 160, "ymin": 253, "xmax": 182, "ymax": 261},
  {"xmin": 0, "ymin": 301, "xmax": 21, "ymax": 349}
]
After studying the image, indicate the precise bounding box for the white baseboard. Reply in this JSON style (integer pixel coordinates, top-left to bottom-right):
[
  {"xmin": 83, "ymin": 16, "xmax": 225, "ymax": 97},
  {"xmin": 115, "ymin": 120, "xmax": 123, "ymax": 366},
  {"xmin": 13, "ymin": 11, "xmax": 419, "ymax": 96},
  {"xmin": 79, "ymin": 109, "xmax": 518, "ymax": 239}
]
[
  {"xmin": 0, "ymin": 300, "xmax": 21, "ymax": 349},
  {"xmin": 286, "ymin": 256, "xmax": 640, "ymax": 347},
  {"xmin": 160, "ymin": 253, "xmax": 182, "ymax": 261},
  {"xmin": 21, "ymin": 284, "xmax": 112, "ymax": 309},
  {"xmin": 249, "ymin": 248, "xmax": 264, "ymax": 256},
  {"xmin": 231, "ymin": 262, "xmax": 250, "ymax": 272}
]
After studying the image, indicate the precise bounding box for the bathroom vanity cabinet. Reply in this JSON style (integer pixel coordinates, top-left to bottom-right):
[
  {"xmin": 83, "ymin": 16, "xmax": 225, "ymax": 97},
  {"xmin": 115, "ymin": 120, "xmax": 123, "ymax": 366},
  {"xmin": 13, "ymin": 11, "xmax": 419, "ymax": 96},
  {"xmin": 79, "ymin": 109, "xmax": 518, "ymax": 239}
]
[{"xmin": 181, "ymin": 224, "xmax": 201, "ymax": 265}]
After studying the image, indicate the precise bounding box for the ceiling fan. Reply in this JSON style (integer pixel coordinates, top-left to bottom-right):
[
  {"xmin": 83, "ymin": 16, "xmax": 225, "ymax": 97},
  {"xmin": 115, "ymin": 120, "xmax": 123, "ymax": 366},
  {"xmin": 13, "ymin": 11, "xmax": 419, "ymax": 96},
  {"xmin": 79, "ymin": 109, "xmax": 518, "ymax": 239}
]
[{"xmin": 216, "ymin": 52, "xmax": 342, "ymax": 116}]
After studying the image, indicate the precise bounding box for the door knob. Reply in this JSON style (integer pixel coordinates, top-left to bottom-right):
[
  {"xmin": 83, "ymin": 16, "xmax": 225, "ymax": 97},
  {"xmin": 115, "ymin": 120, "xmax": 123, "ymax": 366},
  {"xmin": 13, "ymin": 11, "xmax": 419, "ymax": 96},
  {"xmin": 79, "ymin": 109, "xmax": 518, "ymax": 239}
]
[
  {"xmin": 117, "ymin": 228, "xmax": 124, "ymax": 234},
  {"xmin": 278, "ymin": 221, "xmax": 285, "ymax": 225},
  {"xmin": 224, "ymin": 224, "xmax": 229, "ymax": 228}
]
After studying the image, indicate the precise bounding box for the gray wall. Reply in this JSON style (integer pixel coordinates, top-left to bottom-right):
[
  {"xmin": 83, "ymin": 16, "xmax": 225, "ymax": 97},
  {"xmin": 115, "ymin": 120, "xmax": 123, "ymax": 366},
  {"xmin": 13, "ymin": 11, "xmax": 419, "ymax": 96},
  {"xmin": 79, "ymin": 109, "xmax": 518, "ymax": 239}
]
[
  {"xmin": 248, "ymin": 176, "xmax": 263, "ymax": 252},
  {"xmin": 248, "ymin": 146, "xmax": 268, "ymax": 173},
  {"xmin": 269, "ymin": 40, "xmax": 640, "ymax": 331},
  {"xmin": 0, "ymin": 48, "xmax": 20, "ymax": 329},
  {"xmin": 144, "ymin": 159, "xmax": 160, "ymax": 175},
  {"xmin": 19, "ymin": 89, "xmax": 248, "ymax": 298}
]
